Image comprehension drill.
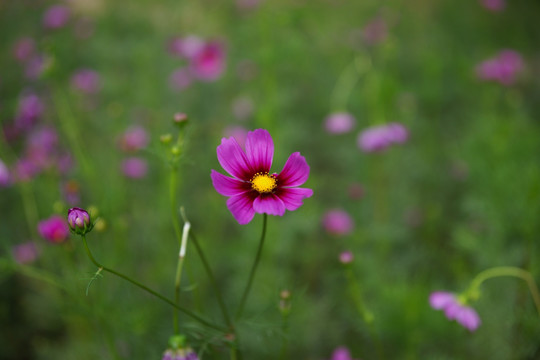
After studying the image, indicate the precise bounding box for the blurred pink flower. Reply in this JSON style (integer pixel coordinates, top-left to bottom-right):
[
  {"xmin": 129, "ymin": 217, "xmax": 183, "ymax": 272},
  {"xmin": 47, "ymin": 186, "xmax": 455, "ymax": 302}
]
[
  {"xmin": 480, "ymin": 0, "xmax": 505, "ymax": 12},
  {"xmin": 357, "ymin": 122, "xmax": 408, "ymax": 152},
  {"xmin": 223, "ymin": 126, "xmax": 249, "ymax": 148},
  {"xmin": 429, "ymin": 291, "xmax": 481, "ymax": 331},
  {"xmin": 232, "ymin": 96, "xmax": 254, "ymax": 121},
  {"xmin": 122, "ymin": 157, "xmax": 148, "ymax": 179},
  {"xmin": 363, "ymin": 17, "xmax": 388, "ymax": 45},
  {"xmin": 12, "ymin": 242, "xmax": 40, "ymax": 264},
  {"xmin": 169, "ymin": 67, "xmax": 193, "ymax": 91},
  {"xmin": 13, "ymin": 158, "xmax": 39, "ymax": 182},
  {"xmin": 476, "ymin": 50, "xmax": 524, "ymax": 86},
  {"xmin": 324, "ymin": 112, "xmax": 356, "ymax": 134},
  {"xmin": 13, "ymin": 37, "xmax": 36, "ymax": 63},
  {"xmin": 25, "ymin": 127, "xmax": 59, "ymax": 170},
  {"xmin": 15, "ymin": 93, "xmax": 44, "ymax": 131},
  {"xmin": 38, "ymin": 215, "xmax": 70, "ymax": 244},
  {"xmin": 322, "ymin": 209, "xmax": 354, "ymax": 236},
  {"xmin": 71, "ymin": 69, "xmax": 101, "ymax": 94},
  {"xmin": 119, "ymin": 126, "xmax": 149, "ymax": 152},
  {"xmin": 339, "ymin": 251, "xmax": 354, "ymax": 264},
  {"xmin": 330, "ymin": 346, "xmax": 359, "ymax": 360},
  {"xmin": 43, "ymin": 5, "xmax": 71, "ymax": 29},
  {"xmin": 191, "ymin": 41, "xmax": 226, "ymax": 81},
  {"xmin": 167, "ymin": 35, "xmax": 205, "ymax": 59},
  {"xmin": 0, "ymin": 158, "xmax": 10, "ymax": 186}
]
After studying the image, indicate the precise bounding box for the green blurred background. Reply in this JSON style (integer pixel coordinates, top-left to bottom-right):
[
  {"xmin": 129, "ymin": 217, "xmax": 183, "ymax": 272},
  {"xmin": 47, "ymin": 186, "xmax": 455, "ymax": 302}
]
[{"xmin": 1, "ymin": 0, "xmax": 540, "ymax": 359}]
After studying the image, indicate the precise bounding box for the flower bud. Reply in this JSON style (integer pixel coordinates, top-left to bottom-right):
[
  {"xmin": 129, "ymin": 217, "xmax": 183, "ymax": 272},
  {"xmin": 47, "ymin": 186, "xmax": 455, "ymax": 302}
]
[
  {"xmin": 67, "ymin": 207, "xmax": 93, "ymax": 235},
  {"xmin": 173, "ymin": 112, "xmax": 188, "ymax": 124},
  {"xmin": 160, "ymin": 133, "xmax": 173, "ymax": 145}
]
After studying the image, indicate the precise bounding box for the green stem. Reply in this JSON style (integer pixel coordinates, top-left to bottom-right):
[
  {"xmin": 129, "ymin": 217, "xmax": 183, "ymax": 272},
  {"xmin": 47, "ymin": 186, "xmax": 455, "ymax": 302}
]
[
  {"xmin": 80, "ymin": 235, "xmax": 226, "ymax": 332},
  {"xmin": 330, "ymin": 55, "xmax": 370, "ymax": 111},
  {"xmin": 466, "ymin": 266, "xmax": 540, "ymax": 317},
  {"xmin": 170, "ymin": 169, "xmax": 183, "ymax": 247},
  {"xmin": 235, "ymin": 214, "xmax": 268, "ymax": 321}
]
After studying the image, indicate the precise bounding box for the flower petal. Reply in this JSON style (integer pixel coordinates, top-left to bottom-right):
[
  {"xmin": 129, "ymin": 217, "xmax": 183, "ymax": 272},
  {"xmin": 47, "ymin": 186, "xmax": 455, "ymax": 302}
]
[
  {"xmin": 216, "ymin": 136, "xmax": 253, "ymax": 180},
  {"xmin": 211, "ymin": 170, "xmax": 251, "ymax": 196},
  {"xmin": 253, "ymin": 194, "xmax": 286, "ymax": 216},
  {"xmin": 456, "ymin": 306, "xmax": 481, "ymax": 332},
  {"xmin": 245, "ymin": 129, "xmax": 274, "ymax": 173},
  {"xmin": 276, "ymin": 187, "xmax": 313, "ymax": 211},
  {"xmin": 429, "ymin": 291, "xmax": 456, "ymax": 310},
  {"xmin": 277, "ymin": 152, "xmax": 310, "ymax": 187},
  {"xmin": 226, "ymin": 193, "xmax": 256, "ymax": 225}
]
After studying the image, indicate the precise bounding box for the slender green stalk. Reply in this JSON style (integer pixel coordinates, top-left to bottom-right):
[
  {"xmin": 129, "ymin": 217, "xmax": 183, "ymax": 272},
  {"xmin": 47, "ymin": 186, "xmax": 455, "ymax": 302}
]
[
  {"xmin": 80, "ymin": 235, "xmax": 226, "ymax": 332},
  {"xmin": 170, "ymin": 169, "xmax": 183, "ymax": 246},
  {"xmin": 466, "ymin": 266, "xmax": 540, "ymax": 317},
  {"xmin": 235, "ymin": 214, "xmax": 268, "ymax": 320}
]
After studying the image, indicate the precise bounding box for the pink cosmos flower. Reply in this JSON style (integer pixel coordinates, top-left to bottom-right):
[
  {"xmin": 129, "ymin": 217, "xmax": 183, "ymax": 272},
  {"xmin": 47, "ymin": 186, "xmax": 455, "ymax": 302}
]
[
  {"xmin": 339, "ymin": 251, "xmax": 354, "ymax": 264},
  {"xmin": 357, "ymin": 122, "xmax": 408, "ymax": 152},
  {"xmin": 12, "ymin": 242, "xmax": 40, "ymax": 264},
  {"xmin": 324, "ymin": 112, "xmax": 356, "ymax": 134},
  {"xmin": 322, "ymin": 209, "xmax": 354, "ymax": 236},
  {"xmin": 38, "ymin": 215, "xmax": 70, "ymax": 244},
  {"xmin": 475, "ymin": 50, "xmax": 524, "ymax": 86},
  {"xmin": 480, "ymin": 0, "xmax": 505, "ymax": 12},
  {"xmin": 118, "ymin": 126, "xmax": 149, "ymax": 152},
  {"xmin": 191, "ymin": 41, "xmax": 226, "ymax": 81},
  {"xmin": 429, "ymin": 291, "xmax": 481, "ymax": 331},
  {"xmin": 330, "ymin": 346, "xmax": 360, "ymax": 360},
  {"xmin": 71, "ymin": 69, "xmax": 101, "ymax": 94},
  {"xmin": 211, "ymin": 129, "xmax": 313, "ymax": 225},
  {"xmin": 43, "ymin": 5, "xmax": 71, "ymax": 29},
  {"xmin": 122, "ymin": 157, "xmax": 148, "ymax": 179}
]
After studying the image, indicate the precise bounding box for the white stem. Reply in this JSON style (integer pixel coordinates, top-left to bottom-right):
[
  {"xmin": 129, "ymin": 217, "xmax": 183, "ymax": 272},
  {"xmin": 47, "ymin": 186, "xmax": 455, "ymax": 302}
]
[{"xmin": 179, "ymin": 221, "xmax": 190, "ymax": 258}]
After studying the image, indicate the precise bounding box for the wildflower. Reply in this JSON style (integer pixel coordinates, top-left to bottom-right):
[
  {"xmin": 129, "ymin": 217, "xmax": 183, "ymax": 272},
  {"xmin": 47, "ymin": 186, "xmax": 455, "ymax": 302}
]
[
  {"xmin": 330, "ymin": 346, "xmax": 360, "ymax": 360},
  {"xmin": 475, "ymin": 50, "xmax": 523, "ymax": 86},
  {"xmin": 324, "ymin": 112, "xmax": 356, "ymax": 134},
  {"xmin": 211, "ymin": 129, "xmax": 313, "ymax": 225},
  {"xmin": 357, "ymin": 122, "xmax": 408, "ymax": 152},
  {"xmin": 162, "ymin": 348, "xmax": 198, "ymax": 360},
  {"xmin": 67, "ymin": 207, "xmax": 93, "ymax": 235},
  {"xmin": 0, "ymin": 158, "xmax": 10, "ymax": 186},
  {"xmin": 339, "ymin": 251, "xmax": 354, "ymax": 264},
  {"xmin": 12, "ymin": 242, "xmax": 40, "ymax": 264},
  {"xmin": 429, "ymin": 291, "xmax": 481, "ymax": 331},
  {"xmin": 121, "ymin": 157, "xmax": 148, "ymax": 179},
  {"xmin": 322, "ymin": 209, "xmax": 354, "ymax": 236},
  {"xmin": 118, "ymin": 126, "xmax": 149, "ymax": 152},
  {"xmin": 38, "ymin": 215, "xmax": 70, "ymax": 243},
  {"xmin": 167, "ymin": 35, "xmax": 205, "ymax": 59},
  {"xmin": 480, "ymin": 0, "xmax": 505, "ymax": 12},
  {"xmin": 13, "ymin": 158, "xmax": 39, "ymax": 182},
  {"xmin": 43, "ymin": 5, "xmax": 70, "ymax": 29},
  {"xmin": 12, "ymin": 37, "xmax": 36, "ymax": 63},
  {"xmin": 15, "ymin": 93, "xmax": 44, "ymax": 131},
  {"xmin": 190, "ymin": 41, "xmax": 226, "ymax": 81},
  {"xmin": 71, "ymin": 69, "xmax": 101, "ymax": 94}
]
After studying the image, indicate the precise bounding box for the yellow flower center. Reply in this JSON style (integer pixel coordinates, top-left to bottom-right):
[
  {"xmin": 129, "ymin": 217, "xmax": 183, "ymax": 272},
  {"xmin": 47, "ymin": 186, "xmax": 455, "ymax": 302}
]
[{"xmin": 251, "ymin": 172, "xmax": 277, "ymax": 193}]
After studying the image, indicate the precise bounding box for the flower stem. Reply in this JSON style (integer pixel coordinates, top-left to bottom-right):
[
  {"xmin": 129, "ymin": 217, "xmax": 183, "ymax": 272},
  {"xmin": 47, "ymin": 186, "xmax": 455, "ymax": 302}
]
[
  {"xmin": 80, "ymin": 235, "xmax": 226, "ymax": 332},
  {"xmin": 466, "ymin": 266, "xmax": 540, "ymax": 317},
  {"xmin": 236, "ymin": 214, "xmax": 268, "ymax": 321},
  {"xmin": 173, "ymin": 221, "xmax": 190, "ymax": 334}
]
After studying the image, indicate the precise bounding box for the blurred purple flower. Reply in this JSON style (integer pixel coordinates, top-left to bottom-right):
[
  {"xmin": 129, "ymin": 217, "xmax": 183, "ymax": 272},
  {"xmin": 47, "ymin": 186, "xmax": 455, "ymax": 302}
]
[
  {"xmin": 357, "ymin": 122, "xmax": 408, "ymax": 152},
  {"xmin": 167, "ymin": 35, "xmax": 205, "ymax": 59},
  {"xmin": 25, "ymin": 127, "xmax": 59, "ymax": 170},
  {"xmin": 223, "ymin": 126, "xmax": 249, "ymax": 148},
  {"xmin": 169, "ymin": 67, "xmax": 193, "ymax": 91},
  {"xmin": 13, "ymin": 37, "xmax": 36, "ymax": 63},
  {"xmin": 322, "ymin": 209, "xmax": 354, "ymax": 236},
  {"xmin": 330, "ymin": 346, "xmax": 359, "ymax": 360},
  {"xmin": 122, "ymin": 157, "xmax": 148, "ymax": 179},
  {"xmin": 62, "ymin": 180, "xmax": 80, "ymax": 205},
  {"xmin": 24, "ymin": 54, "xmax": 47, "ymax": 80},
  {"xmin": 211, "ymin": 129, "xmax": 313, "ymax": 225},
  {"xmin": 119, "ymin": 125, "xmax": 149, "ymax": 152},
  {"xmin": 43, "ymin": 5, "xmax": 71, "ymax": 29},
  {"xmin": 324, "ymin": 112, "xmax": 356, "ymax": 134},
  {"xmin": 0, "ymin": 158, "xmax": 11, "ymax": 187},
  {"xmin": 15, "ymin": 93, "xmax": 44, "ymax": 131},
  {"xmin": 480, "ymin": 0, "xmax": 505, "ymax": 12},
  {"xmin": 363, "ymin": 17, "xmax": 388, "ymax": 45},
  {"xmin": 38, "ymin": 215, "xmax": 70, "ymax": 244},
  {"xmin": 71, "ymin": 69, "xmax": 101, "ymax": 94},
  {"xmin": 162, "ymin": 348, "xmax": 199, "ymax": 360},
  {"xmin": 429, "ymin": 291, "xmax": 481, "ymax": 331},
  {"xmin": 190, "ymin": 41, "xmax": 226, "ymax": 81},
  {"xmin": 339, "ymin": 251, "xmax": 354, "ymax": 264},
  {"xmin": 57, "ymin": 152, "xmax": 74, "ymax": 175},
  {"xmin": 232, "ymin": 96, "xmax": 254, "ymax": 121},
  {"xmin": 14, "ymin": 158, "xmax": 39, "ymax": 182},
  {"xmin": 12, "ymin": 242, "xmax": 40, "ymax": 264},
  {"xmin": 476, "ymin": 50, "xmax": 524, "ymax": 86}
]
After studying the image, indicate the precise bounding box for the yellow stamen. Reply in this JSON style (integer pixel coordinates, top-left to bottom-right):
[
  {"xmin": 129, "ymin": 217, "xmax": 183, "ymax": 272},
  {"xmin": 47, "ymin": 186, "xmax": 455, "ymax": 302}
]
[{"xmin": 251, "ymin": 172, "xmax": 277, "ymax": 193}]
